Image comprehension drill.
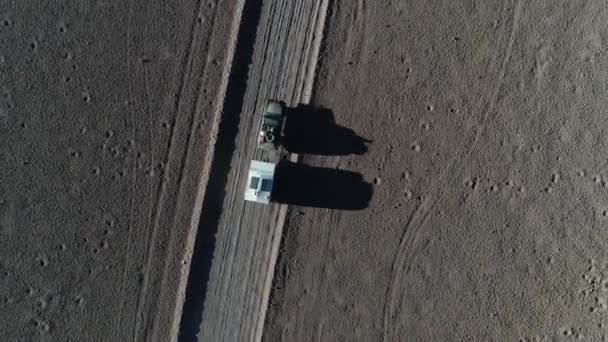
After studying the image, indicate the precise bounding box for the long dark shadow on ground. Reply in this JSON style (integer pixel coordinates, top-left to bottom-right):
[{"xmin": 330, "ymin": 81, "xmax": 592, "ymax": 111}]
[
  {"xmin": 284, "ymin": 104, "xmax": 371, "ymax": 156},
  {"xmin": 272, "ymin": 160, "xmax": 373, "ymax": 210},
  {"xmin": 178, "ymin": 0, "xmax": 263, "ymax": 340}
]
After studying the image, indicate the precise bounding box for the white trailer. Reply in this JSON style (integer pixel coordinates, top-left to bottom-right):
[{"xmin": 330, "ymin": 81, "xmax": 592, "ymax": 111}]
[{"xmin": 244, "ymin": 160, "xmax": 276, "ymax": 204}]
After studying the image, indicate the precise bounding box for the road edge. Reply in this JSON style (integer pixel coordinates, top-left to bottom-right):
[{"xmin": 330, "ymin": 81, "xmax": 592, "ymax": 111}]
[{"xmin": 169, "ymin": 1, "xmax": 246, "ymax": 341}]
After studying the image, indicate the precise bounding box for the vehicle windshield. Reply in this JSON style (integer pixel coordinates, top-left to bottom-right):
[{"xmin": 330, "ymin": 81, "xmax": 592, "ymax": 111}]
[
  {"xmin": 250, "ymin": 176, "xmax": 260, "ymax": 190},
  {"xmin": 260, "ymin": 179, "xmax": 272, "ymax": 192}
]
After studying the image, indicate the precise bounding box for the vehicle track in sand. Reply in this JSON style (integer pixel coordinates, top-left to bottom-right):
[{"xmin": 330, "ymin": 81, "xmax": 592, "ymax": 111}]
[
  {"xmin": 0, "ymin": 1, "xmax": 241, "ymax": 340},
  {"xmin": 381, "ymin": 0, "xmax": 524, "ymax": 339},
  {"xmin": 121, "ymin": 1, "xmax": 245, "ymax": 341},
  {"xmin": 263, "ymin": 0, "xmax": 608, "ymax": 340},
  {"xmin": 178, "ymin": 1, "xmax": 329, "ymax": 341}
]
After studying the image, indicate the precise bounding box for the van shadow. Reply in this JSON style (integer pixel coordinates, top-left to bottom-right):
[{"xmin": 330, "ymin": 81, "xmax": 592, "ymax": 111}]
[
  {"xmin": 272, "ymin": 160, "xmax": 373, "ymax": 210},
  {"xmin": 284, "ymin": 105, "xmax": 371, "ymax": 156}
]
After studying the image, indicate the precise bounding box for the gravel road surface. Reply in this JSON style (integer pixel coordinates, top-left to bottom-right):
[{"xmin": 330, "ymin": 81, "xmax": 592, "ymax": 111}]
[{"xmin": 178, "ymin": 1, "xmax": 328, "ymax": 341}]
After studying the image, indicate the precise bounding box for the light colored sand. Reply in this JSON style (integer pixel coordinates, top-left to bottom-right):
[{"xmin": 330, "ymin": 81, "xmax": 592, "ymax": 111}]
[{"xmin": 265, "ymin": 0, "xmax": 608, "ymax": 341}]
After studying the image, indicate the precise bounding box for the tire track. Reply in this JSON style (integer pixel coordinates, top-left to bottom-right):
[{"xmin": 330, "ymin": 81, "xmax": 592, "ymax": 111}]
[
  {"xmin": 151, "ymin": 0, "xmax": 232, "ymax": 337},
  {"xmin": 255, "ymin": 1, "xmax": 330, "ymax": 340},
  {"xmin": 312, "ymin": 208, "xmax": 341, "ymax": 342},
  {"xmin": 466, "ymin": 0, "xmax": 522, "ymax": 155},
  {"xmin": 182, "ymin": 1, "xmax": 330, "ymax": 341},
  {"xmin": 132, "ymin": 0, "xmax": 219, "ymax": 339},
  {"xmin": 178, "ymin": 0, "xmax": 265, "ymax": 340},
  {"xmin": 115, "ymin": 0, "xmax": 136, "ymax": 338},
  {"xmin": 382, "ymin": 1, "xmax": 523, "ymax": 340},
  {"xmin": 149, "ymin": 0, "xmax": 250, "ymax": 337},
  {"xmin": 382, "ymin": 196, "xmax": 433, "ymax": 342}
]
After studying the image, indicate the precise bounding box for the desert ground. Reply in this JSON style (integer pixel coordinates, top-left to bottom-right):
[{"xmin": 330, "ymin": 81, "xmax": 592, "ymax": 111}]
[
  {"xmin": 265, "ymin": 0, "xmax": 608, "ymax": 341},
  {"xmin": 0, "ymin": 0, "xmax": 241, "ymax": 340},
  {"xmin": 4, "ymin": 0, "xmax": 608, "ymax": 341}
]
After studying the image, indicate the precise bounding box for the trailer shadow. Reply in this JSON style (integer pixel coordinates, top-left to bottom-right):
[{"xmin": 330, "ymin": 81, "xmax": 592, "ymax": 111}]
[
  {"xmin": 272, "ymin": 160, "xmax": 373, "ymax": 210},
  {"xmin": 284, "ymin": 105, "xmax": 371, "ymax": 156}
]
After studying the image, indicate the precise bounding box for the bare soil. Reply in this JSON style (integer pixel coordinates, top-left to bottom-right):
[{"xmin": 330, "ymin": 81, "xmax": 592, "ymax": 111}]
[
  {"xmin": 265, "ymin": 0, "xmax": 608, "ymax": 340},
  {"xmin": 0, "ymin": 1, "xmax": 238, "ymax": 340}
]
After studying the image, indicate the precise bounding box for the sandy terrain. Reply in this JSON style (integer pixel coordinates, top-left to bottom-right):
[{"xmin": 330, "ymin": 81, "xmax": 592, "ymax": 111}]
[
  {"xmin": 7, "ymin": 0, "xmax": 608, "ymax": 340},
  {"xmin": 0, "ymin": 1, "xmax": 240, "ymax": 340},
  {"xmin": 265, "ymin": 0, "xmax": 608, "ymax": 341}
]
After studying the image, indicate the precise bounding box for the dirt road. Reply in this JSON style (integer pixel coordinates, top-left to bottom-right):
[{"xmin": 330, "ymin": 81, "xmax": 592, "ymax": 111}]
[
  {"xmin": 0, "ymin": 1, "xmax": 240, "ymax": 340},
  {"xmin": 178, "ymin": 0, "xmax": 328, "ymax": 341},
  {"xmin": 265, "ymin": 0, "xmax": 608, "ymax": 341}
]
